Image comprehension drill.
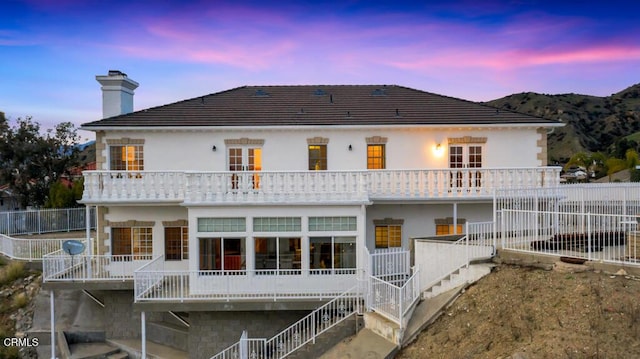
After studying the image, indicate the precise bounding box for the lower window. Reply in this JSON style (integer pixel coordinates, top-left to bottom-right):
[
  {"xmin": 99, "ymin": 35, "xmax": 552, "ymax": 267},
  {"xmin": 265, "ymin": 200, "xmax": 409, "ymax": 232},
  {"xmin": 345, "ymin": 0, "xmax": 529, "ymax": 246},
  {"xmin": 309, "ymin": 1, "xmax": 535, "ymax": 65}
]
[
  {"xmin": 435, "ymin": 217, "xmax": 466, "ymax": 235},
  {"xmin": 309, "ymin": 236, "xmax": 356, "ymax": 274},
  {"xmin": 199, "ymin": 237, "xmax": 245, "ymax": 271},
  {"xmin": 375, "ymin": 225, "xmax": 402, "ymax": 248},
  {"xmin": 165, "ymin": 227, "xmax": 188, "ymax": 260},
  {"xmin": 254, "ymin": 237, "xmax": 301, "ymax": 273},
  {"xmin": 112, "ymin": 227, "xmax": 153, "ymax": 260}
]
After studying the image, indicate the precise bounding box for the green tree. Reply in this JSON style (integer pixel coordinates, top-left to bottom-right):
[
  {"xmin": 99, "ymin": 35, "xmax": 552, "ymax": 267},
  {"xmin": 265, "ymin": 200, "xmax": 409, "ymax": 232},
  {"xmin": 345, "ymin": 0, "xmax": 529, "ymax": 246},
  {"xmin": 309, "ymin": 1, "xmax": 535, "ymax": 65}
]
[
  {"xmin": 0, "ymin": 116, "xmax": 80, "ymax": 208},
  {"xmin": 605, "ymin": 157, "xmax": 627, "ymax": 178},
  {"xmin": 565, "ymin": 152, "xmax": 590, "ymax": 170},
  {"xmin": 625, "ymin": 149, "xmax": 639, "ymax": 169},
  {"xmin": 45, "ymin": 180, "xmax": 75, "ymax": 208}
]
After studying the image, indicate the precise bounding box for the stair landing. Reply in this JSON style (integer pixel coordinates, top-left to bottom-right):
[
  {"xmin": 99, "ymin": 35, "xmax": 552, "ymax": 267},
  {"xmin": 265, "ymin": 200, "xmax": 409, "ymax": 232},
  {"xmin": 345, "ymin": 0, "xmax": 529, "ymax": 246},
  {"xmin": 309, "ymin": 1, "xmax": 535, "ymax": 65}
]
[
  {"xmin": 107, "ymin": 339, "xmax": 188, "ymax": 359},
  {"xmin": 319, "ymin": 328, "xmax": 397, "ymax": 359}
]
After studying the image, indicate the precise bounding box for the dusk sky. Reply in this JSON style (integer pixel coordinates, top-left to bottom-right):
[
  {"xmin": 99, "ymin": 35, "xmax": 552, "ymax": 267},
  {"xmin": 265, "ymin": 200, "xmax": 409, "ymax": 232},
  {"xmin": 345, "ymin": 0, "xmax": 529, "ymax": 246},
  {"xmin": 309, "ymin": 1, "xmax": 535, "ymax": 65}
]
[{"xmin": 1, "ymin": 0, "xmax": 639, "ymax": 141}]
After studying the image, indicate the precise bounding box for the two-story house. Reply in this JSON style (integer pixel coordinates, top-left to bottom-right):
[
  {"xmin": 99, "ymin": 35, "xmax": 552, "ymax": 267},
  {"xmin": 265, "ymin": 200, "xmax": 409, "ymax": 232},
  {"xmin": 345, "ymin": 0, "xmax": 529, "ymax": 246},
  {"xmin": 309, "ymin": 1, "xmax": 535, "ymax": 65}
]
[{"xmin": 44, "ymin": 70, "xmax": 563, "ymax": 358}]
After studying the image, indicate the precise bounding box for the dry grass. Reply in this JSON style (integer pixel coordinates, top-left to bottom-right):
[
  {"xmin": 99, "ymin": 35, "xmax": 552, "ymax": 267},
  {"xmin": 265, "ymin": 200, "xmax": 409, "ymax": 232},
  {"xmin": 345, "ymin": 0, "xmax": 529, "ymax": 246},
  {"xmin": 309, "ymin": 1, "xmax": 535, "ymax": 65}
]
[
  {"xmin": 397, "ymin": 264, "xmax": 640, "ymax": 359},
  {"xmin": 0, "ymin": 261, "xmax": 26, "ymax": 286}
]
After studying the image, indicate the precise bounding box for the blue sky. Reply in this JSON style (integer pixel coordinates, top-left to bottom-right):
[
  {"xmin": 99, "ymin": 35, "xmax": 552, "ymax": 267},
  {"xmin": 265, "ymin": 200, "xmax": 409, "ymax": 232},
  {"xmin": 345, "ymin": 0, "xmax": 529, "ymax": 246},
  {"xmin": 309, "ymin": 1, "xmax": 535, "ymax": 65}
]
[{"xmin": 1, "ymin": 0, "xmax": 639, "ymax": 141}]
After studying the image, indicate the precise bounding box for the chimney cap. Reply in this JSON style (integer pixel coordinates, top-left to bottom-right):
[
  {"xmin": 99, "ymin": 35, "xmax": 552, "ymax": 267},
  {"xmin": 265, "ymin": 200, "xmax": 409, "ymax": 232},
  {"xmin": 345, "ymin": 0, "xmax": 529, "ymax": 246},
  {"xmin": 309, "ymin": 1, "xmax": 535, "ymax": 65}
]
[{"xmin": 108, "ymin": 70, "xmax": 127, "ymax": 77}]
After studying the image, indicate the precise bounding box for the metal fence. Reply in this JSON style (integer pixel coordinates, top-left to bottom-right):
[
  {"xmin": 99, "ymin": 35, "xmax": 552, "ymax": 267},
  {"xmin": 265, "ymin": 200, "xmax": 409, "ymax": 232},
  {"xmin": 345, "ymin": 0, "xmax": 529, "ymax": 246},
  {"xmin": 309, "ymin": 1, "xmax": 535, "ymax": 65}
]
[
  {"xmin": 0, "ymin": 207, "xmax": 96, "ymax": 235},
  {"xmin": 501, "ymin": 209, "xmax": 640, "ymax": 265},
  {"xmin": 0, "ymin": 235, "xmax": 86, "ymax": 261},
  {"xmin": 496, "ymin": 183, "xmax": 640, "ymax": 216},
  {"xmin": 43, "ymin": 250, "xmax": 151, "ymax": 281}
]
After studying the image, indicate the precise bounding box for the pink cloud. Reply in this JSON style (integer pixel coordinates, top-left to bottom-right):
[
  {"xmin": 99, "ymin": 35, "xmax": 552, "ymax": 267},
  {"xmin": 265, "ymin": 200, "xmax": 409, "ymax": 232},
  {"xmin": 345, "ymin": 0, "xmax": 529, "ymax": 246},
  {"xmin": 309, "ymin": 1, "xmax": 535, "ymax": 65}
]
[{"xmin": 385, "ymin": 44, "xmax": 640, "ymax": 73}]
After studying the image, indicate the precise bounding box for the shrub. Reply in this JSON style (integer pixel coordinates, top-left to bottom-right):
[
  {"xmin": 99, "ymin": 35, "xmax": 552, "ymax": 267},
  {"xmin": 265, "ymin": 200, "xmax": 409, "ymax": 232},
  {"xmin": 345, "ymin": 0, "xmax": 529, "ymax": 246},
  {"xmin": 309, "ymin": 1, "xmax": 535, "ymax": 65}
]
[
  {"xmin": 0, "ymin": 261, "xmax": 26, "ymax": 285},
  {"xmin": 12, "ymin": 292, "xmax": 28, "ymax": 309}
]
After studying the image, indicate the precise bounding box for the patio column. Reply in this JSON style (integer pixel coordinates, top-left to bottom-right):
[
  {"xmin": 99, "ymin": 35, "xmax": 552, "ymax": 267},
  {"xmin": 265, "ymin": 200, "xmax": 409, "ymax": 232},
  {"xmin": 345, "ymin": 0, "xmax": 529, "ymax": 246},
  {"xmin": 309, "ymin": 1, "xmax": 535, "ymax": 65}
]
[
  {"xmin": 50, "ymin": 290, "xmax": 55, "ymax": 359},
  {"xmin": 141, "ymin": 311, "xmax": 146, "ymax": 358},
  {"xmin": 453, "ymin": 203, "xmax": 458, "ymax": 234},
  {"xmin": 86, "ymin": 205, "xmax": 93, "ymax": 278},
  {"xmin": 86, "ymin": 205, "xmax": 93, "ymax": 256}
]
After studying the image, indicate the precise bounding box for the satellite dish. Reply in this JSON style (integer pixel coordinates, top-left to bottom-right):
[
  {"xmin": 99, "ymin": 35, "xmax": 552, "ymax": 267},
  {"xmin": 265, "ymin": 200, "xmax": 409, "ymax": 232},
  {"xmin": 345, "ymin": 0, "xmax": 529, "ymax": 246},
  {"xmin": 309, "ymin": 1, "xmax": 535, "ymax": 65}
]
[{"xmin": 63, "ymin": 240, "xmax": 86, "ymax": 256}]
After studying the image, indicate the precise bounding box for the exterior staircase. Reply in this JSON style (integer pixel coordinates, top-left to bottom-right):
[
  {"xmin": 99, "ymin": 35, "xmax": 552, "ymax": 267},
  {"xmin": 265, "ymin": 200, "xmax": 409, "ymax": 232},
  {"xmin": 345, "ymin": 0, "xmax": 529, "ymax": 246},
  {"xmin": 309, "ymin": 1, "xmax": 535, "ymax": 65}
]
[
  {"xmin": 284, "ymin": 315, "xmax": 363, "ymax": 359},
  {"xmin": 210, "ymin": 286, "xmax": 364, "ymax": 359},
  {"xmin": 320, "ymin": 262, "xmax": 495, "ymax": 358}
]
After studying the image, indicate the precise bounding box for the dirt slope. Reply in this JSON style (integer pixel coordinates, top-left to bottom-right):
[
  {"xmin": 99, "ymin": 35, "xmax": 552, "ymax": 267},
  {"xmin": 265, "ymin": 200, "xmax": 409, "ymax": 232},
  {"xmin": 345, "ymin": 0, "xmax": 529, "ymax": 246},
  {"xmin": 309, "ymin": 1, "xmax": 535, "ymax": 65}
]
[{"xmin": 397, "ymin": 264, "xmax": 640, "ymax": 359}]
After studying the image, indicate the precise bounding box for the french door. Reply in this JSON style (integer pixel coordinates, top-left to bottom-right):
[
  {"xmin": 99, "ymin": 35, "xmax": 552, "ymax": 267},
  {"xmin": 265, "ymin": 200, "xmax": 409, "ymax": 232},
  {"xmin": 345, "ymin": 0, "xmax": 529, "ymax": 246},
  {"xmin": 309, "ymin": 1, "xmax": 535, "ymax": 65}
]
[
  {"xmin": 199, "ymin": 237, "xmax": 245, "ymax": 271},
  {"xmin": 228, "ymin": 147, "xmax": 262, "ymax": 190},
  {"xmin": 449, "ymin": 144, "xmax": 482, "ymax": 189}
]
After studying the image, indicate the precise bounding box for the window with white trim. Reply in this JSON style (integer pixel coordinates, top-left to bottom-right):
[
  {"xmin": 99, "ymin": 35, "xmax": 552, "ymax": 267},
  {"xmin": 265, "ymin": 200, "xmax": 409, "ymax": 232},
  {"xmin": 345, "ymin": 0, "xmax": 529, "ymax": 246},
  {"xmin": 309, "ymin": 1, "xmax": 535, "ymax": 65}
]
[
  {"xmin": 309, "ymin": 236, "xmax": 356, "ymax": 273},
  {"xmin": 165, "ymin": 226, "xmax": 188, "ymax": 260},
  {"xmin": 110, "ymin": 145, "xmax": 144, "ymax": 171},
  {"xmin": 112, "ymin": 227, "xmax": 153, "ymax": 258}
]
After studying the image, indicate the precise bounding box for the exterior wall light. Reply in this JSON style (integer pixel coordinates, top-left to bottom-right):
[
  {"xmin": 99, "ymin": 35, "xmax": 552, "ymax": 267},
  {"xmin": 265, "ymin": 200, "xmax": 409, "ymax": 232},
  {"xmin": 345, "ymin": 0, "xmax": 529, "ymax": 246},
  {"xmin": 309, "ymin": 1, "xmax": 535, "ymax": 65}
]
[
  {"xmin": 434, "ymin": 143, "xmax": 444, "ymax": 157},
  {"xmin": 212, "ymin": 145, "xmax": 217, "ymax": 152},
  {"xmin": 348, "ymin": 145, "xmax": 353, "ymax": 151}
]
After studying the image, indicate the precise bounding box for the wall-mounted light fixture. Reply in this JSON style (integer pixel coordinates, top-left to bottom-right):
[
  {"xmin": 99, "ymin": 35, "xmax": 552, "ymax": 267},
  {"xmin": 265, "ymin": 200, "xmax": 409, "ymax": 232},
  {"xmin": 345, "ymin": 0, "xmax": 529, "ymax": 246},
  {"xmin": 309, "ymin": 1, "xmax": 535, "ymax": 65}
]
[
  {"xmin": 348, "ymin": 144, "xmax": 353, "ymax": 151},
  {"xmin": 433, "ymin": 143, "xmax": 444, "ymax": 157},
  {"xmin": 212, "ymin": 145, "xmax": 217, "ymax": 152}
]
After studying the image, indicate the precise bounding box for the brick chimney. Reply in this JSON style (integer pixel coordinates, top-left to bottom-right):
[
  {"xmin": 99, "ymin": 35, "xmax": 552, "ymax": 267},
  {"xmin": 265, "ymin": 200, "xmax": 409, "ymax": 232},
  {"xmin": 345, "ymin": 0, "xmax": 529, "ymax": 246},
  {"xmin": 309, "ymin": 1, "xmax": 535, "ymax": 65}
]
[{"xmin": 95, "ymin": 70, "xmax": 139, "ymax": 119}]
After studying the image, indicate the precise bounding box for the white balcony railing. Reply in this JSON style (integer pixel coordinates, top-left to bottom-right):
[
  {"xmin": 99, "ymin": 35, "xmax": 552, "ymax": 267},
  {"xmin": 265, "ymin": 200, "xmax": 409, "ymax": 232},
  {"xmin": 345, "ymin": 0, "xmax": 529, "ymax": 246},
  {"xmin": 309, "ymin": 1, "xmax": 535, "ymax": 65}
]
[
  {"xmin": 82, "ymin": 167, "xmax": 561, "ymax": 204},
  {"xmin": 135, "ymin": 256, "xmax": 358, "ymax": 302},
  {"xmin": 0, "ymin": 235, "xmax": 78, "ymax": 261},
  {"xmin": 43, "ymin": 250, "xmax": 153, "ymax": 282}
]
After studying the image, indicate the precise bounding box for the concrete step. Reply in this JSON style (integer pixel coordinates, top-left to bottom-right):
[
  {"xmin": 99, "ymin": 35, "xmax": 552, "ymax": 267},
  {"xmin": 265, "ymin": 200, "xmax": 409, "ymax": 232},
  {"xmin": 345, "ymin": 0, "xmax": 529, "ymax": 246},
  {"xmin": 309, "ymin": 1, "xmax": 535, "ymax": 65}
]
[
  {"xmin": 69, "ymin": 342, "xmax": 121, "ymax": 359},
  {"xmin": 107, "ymin": 352, "xmax": 129, "ymax": 359},
  {"xmin": 423, "ymin": 268, "xmax": 466, "ymax": 299},
  {"xmin": 107, "ymin": 339, "xmax": 189, "ymax": 359},
  {"xmin": 286, "ymin": 316, "xmax": 362, "ymax": 359},
  {"xmin": 363, "ymin": 311, "xmax": 402, "ymax": 345},
  {"xmin": 147, "ymin": 320, "xmax": 188, "ymax": 352},
  {"xmin": 319, "ymin": 328, "xmax": 397, "ymax": 359}
]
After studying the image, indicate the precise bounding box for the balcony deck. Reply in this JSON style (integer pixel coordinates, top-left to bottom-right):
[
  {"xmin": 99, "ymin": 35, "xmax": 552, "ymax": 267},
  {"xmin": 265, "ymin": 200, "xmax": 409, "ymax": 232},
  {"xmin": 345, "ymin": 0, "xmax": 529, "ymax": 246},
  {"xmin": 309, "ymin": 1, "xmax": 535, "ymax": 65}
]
[
  {"xmin": 135, "ymin": 269, "xmax": 359, "ymax": 303},
  {"xmin": 81, "ymin": 167, "xmax": 561, "ymax": 205},
  {"xmin": 42, "ymin": 251, "xmax": 152, "ymax": 289}
]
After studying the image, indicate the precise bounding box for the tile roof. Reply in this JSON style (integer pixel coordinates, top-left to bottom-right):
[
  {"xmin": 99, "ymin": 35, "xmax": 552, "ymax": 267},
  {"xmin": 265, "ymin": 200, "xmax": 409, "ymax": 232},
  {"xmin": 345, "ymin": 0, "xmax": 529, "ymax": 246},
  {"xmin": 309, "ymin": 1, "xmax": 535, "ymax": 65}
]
[{"xmin": 82, "ymin": 85, "xmax": 561, "ymax": 128}]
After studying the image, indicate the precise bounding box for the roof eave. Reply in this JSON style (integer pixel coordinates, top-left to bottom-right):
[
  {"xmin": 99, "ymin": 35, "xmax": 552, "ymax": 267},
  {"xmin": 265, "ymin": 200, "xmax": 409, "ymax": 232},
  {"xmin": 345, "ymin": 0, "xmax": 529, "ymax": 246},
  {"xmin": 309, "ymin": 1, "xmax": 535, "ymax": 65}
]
[{"xmin": 80, "ymin": 122, "xmax": 564, "ymax": 132}]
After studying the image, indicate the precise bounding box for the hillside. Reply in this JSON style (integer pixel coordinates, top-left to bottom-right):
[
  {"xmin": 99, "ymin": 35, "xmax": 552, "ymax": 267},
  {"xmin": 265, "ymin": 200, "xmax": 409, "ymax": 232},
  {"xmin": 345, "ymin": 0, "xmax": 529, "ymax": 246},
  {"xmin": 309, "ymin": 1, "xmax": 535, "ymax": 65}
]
[
  {"xmin": 398, "ymin": 263, "xmax": 640, "ymax": 359},
  {"xmin": 485, "ymin": 83, "xmax": 640, "ymax": 163}
]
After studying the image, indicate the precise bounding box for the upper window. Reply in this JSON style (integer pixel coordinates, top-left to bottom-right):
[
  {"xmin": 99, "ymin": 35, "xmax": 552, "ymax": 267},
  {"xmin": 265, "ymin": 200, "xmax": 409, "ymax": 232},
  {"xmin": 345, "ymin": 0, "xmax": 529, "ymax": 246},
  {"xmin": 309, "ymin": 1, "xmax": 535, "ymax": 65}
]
[
  {"xmin": 198, "ymin": 218, "xmax": 246, "ymax": 232},
  {"xmin": 110, "ymin": 145, "xmax": 144, "ymax": 171},
  {"xmin": 308, "ymin": 145, "xmax": 327, "ymax": 170},
  {"xmin": 367, "ymin": 144, "xmax": 386, "ymax": 169},
  {"xmin": 253, "ymin": 217, "xmax": 301, "ymax": 232},
  {"xmin": 309, "ymin": 217, "xmax": 357, "ymax": 231}
]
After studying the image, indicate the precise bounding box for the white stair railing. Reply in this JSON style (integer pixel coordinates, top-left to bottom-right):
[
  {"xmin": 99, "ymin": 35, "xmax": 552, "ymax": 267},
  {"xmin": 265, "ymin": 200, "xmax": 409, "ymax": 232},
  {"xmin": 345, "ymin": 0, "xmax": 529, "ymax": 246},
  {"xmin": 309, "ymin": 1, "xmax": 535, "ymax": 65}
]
[
  {"xmin": 367, "ymin": 265, "xmax": 420, "ymax": 329},
  {"xmin": 209, "ymin": 285, "xmax": 363, "ymax": 359}
]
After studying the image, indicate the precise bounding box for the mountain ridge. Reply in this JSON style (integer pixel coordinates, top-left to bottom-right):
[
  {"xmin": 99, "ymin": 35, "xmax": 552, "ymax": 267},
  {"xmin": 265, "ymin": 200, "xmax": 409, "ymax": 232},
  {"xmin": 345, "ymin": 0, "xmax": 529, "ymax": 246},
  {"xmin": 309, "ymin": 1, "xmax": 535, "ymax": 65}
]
[{"xmin": 485, "ymin": 83, "xmax": 640, "ymax": 163}]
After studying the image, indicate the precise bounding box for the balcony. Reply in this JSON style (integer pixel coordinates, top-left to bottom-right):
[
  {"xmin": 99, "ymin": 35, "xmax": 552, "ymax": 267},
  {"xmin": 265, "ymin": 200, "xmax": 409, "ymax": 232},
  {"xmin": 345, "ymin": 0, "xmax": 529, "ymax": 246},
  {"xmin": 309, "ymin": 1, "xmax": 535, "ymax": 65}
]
[
  {"xmin": 43, "ymin": 250, "xmax": 153, "ymax": 288},
  {"xmin": 81, "ymin": 167, "xmax": 561, "ymax": 205},
  {"xmin": 134, "ymin": 256, "xmax": 358, "ymax": 303}
]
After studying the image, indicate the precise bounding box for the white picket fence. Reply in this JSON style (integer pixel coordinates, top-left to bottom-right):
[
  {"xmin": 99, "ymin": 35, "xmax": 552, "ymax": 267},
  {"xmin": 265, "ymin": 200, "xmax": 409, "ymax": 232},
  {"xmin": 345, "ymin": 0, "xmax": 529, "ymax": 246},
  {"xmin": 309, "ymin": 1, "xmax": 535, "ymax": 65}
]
[{"xmin": 0, "ymin": 207, "xmax": 95, "ymax": 236}]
